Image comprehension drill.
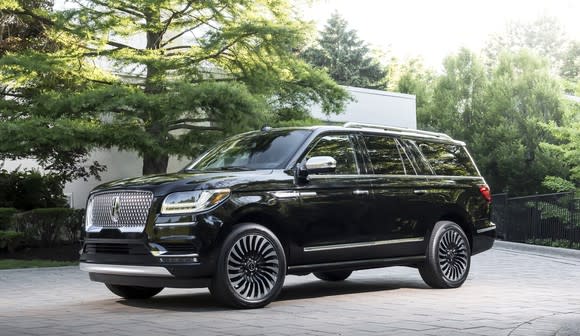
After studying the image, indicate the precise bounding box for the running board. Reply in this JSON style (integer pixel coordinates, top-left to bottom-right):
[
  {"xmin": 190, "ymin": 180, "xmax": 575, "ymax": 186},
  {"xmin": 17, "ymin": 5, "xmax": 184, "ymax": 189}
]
[{"xmin": 287, "ymin": 255, "xmax": 425, "ymax": 275}]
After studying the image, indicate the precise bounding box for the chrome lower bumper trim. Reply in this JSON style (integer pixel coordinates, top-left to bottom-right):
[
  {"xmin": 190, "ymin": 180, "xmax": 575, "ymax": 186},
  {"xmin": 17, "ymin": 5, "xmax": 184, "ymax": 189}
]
[
  {"xmin": 154, "ymin": 221, "xmax": 197, "ymax": 228},
  {"xmin": 477, "ymin": 223, "xmax": 497, "ymax": 234},
  {"xmin": 80, "ymin": 263, "xmax": 174, "ymax": 277}
]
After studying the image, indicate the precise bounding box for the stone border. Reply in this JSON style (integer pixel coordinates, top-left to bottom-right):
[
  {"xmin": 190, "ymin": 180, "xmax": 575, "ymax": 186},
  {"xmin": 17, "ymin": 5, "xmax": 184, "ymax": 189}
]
[{"xmin": 494, "ymin": 240, "xmax": 580, "ymax": 260}]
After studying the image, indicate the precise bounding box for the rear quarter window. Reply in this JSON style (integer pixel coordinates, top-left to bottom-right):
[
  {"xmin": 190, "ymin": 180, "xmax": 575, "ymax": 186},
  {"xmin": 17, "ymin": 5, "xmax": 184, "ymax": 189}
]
[{"xmin": 415, "ymin": 141, "xmax": 479, "ymax": 176}]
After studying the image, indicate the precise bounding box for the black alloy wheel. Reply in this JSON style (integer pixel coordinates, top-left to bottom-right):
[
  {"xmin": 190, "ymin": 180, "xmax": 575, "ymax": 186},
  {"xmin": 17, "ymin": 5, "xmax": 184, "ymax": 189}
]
[
  {"xmin": 210, "ymin": 223, "xmax": 286, "ymax": 308},
  {"xmin": 419, "ymin": 221, "xmax": 471, "ymax": 288}
]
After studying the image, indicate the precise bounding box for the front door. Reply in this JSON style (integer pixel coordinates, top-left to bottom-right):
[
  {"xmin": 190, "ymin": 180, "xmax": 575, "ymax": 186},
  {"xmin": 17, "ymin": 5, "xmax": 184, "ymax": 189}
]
[{"xmin": 292, "ymin": 133, "xmax": 373, "ymax": 264}]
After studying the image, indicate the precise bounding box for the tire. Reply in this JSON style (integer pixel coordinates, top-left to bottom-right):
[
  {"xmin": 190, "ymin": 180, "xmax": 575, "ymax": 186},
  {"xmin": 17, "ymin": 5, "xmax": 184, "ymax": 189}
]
[
  {"xmin": 419, "ymin": 221, "xmax": 471, "ymax": 289},
  {"xmin": 210, "ymin": 223, "xmax": 286, "ymax": 309},
  {"xmin": 313, "ymin": 270, "xmax": 352, "ymax": 281},
  {"xmin": 105, "ymin": 284, "xmax": 163, "ymax": 299}
]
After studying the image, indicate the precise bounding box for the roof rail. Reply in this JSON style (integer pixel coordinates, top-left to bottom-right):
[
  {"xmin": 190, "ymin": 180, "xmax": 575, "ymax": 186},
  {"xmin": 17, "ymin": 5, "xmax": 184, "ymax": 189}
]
[{"xmin": 343, "ymin": 122, "xmax": 453, "ymax": 141}]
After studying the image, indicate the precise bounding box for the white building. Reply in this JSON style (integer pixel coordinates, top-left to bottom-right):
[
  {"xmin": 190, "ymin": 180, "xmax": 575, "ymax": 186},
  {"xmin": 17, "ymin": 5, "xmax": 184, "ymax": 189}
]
[{"xmin": 2, "ymin": 86, "xmax": 416, "ymax": 208}]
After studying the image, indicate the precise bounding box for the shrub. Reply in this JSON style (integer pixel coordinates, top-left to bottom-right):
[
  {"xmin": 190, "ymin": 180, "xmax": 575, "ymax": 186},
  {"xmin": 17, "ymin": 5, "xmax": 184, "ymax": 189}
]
[
  {"xmin": 13, "ymin": 208, "xmax": 84, "ymax": 247},
  {"xmin": 0, "ymin": 169, "xmax": 67, "ymax": 210},
  {"xmin": 0, "ymin": 231, "xmax": 26, "ymax": 253},
  {"xmin": 0, "ymin": 208, "xmax": 18, "ymax": 230}
]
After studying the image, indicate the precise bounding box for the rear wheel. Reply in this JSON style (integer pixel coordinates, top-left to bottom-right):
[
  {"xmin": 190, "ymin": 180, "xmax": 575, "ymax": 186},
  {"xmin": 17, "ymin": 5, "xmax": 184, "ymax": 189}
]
[
  {"xmin": 105, "ymin": 284, "xmax": 163, "ymax": 299},
  {"xmin": 210, "ymin": 223, "xmax": 286, "ymax": 309},
  {"xmin": 419, "ymin": 221, "xmax": 471, "ymax": 288},
  {"xmin": 313, "ymin": 270, "xmax": 352, "ymax": 281}
]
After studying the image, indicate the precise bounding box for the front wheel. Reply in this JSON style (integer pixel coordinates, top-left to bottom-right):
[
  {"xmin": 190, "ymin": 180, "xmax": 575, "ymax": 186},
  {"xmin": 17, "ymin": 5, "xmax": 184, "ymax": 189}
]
[
  {"xmin": 210, "ymin": 223, "xmax": 286, "ymax": 309},
  {"xmin": 419, "ymin": 221, "xmax": 471, "ymax": 288},
  {"xmin": 105, "ymin": 284, "xmax": 163, "ymax": 299}
]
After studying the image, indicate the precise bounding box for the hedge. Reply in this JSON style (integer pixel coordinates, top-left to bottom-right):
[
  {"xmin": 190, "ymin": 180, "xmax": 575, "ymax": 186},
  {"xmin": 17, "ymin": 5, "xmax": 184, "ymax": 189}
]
[
  {"xmin": 0, "ymin": 208, "xmax": 17, "ymax": 230},
  {"xmin": 12, "ymin": 208, "xmax": 85, "ymax": 247},
  {"xmin": 0, "ymin": 231, "xmax": 26, "ymax": 253}
]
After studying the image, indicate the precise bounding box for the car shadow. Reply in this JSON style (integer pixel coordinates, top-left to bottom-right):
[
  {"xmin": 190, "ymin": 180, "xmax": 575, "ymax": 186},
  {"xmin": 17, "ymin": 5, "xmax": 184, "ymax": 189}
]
[{"xmin": 117, "ymin": 278, "xmax": 428, "ymax": 312}]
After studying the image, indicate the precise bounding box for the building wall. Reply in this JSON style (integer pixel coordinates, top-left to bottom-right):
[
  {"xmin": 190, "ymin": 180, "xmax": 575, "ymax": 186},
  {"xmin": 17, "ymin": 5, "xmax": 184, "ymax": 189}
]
[
  {"xmin": 2, "ymin": 86, "xmax": 416, "ymax": 209},
  {"xmin": 310, "ymin": 86, "xmax": 417, "ymax": 128}
]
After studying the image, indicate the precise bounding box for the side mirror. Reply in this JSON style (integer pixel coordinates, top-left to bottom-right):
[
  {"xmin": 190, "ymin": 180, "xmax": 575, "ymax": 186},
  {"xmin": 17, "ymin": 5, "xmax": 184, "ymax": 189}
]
[{"xmin": 303, "ymin": 156, "xmax": 337, "ymax": 175}]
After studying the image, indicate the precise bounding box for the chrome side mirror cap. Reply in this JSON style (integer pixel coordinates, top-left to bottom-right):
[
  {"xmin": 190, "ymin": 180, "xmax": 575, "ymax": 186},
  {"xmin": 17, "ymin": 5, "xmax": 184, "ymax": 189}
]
[{"xmin": 305, "ymin": 156, "xmax": 337, "ymax": 174}]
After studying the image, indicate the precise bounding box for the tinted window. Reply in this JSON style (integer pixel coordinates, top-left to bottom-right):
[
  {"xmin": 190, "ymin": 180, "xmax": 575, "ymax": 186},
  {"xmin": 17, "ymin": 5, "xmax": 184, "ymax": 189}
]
[
  {"xmin": 399, "ymin": 139, "xmax": 433, "ymax": 175},
  {"xmin": 362, "ymin": 135, "xmax": 408, "ymax": 175},
  {"xmin": 416, "ymin": 141, "xmax": 479, "ymax": 176},
  {"xmin": 188, "ymin": 130, "xmax": 311, "ymax": 170},
  {"xmin": 306, "ymin": 134, "xmax": 358, "ymax": 174}
]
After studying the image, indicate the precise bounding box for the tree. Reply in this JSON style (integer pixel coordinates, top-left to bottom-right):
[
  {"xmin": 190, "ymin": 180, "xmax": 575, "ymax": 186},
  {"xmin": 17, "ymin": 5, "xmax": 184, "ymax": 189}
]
[
  {"xmin": 420, "ymin": 48, "xmax": 487, "ymax": 141},
  {"xmin": 484, "ymin": 15, "xmax": 568, "ymax": 70},
  {"xmin": 477, "ymin": 51, "xmax": 568, "ymax": 195},
  {"xmin": 560, "ymin": 41, "xmax": 580, "ymax": 95},
  {"xmin": 418, "ymin": 48, "xmax": 569, "ymax": 195},
  {"xmin": 301, "ymin": 12, "xmax": 388, "ymax": 90},
  {"xmin": 1, "ymin": 0, "xmax": 108, "ymax": 183},
  {"xmin": 540, "ymin": 101, "xmax": 580, "ymax": 192},
  {"xmin": 1, "ymin": 0, "xmax": 349, "ymax": 175}
]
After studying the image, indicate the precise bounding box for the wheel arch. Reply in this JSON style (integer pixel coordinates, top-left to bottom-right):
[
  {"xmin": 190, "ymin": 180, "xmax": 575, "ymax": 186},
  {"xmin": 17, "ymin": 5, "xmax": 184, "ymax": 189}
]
[
  {"xmin": 437, "ymin": 212, "xmax": 474, "ymax": 252},
  {"xmin": 230, "ymin": 207, "xmax": 290, "ymax": 258}
]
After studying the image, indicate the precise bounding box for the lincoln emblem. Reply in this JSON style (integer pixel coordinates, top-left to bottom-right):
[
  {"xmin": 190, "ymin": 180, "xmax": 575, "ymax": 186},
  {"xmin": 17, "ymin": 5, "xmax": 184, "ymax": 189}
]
[{"xmin": 111, "ymin": 196, "xmax": 121, "ymax": 223}]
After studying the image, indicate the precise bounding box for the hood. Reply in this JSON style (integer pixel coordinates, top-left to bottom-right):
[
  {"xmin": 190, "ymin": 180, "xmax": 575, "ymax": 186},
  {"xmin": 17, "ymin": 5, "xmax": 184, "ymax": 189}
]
[{"xmin": 92, "ymin": 170, "xmax": 275, "ymax": 196}]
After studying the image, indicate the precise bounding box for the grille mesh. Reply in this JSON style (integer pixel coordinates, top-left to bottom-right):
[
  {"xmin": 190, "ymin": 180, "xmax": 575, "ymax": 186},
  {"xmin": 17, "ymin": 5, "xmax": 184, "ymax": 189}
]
[{"xmin": 89, "ymin": 191, "xmax": 153, "ymax": 230}]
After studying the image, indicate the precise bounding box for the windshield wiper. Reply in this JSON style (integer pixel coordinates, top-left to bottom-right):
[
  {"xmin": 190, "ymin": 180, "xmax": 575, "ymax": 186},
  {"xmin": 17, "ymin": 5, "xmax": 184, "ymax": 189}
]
[{"xmin": 218, "ymin": 166, "xmax": 252, "ymax": 171}]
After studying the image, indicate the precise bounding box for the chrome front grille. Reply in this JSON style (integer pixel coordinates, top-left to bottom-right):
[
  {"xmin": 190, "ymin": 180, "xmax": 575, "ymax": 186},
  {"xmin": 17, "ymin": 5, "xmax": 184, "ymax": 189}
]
[{"xmin": 87, "ymin": 191, "xmax": 154, "ymax": 232}]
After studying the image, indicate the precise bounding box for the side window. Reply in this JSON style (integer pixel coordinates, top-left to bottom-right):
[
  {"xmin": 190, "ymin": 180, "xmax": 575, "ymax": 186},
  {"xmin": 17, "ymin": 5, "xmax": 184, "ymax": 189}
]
[
  {"xmin": 416, "ymin": 141, "xmax": 479, "ymax": 176},
  {"xmin": 362, "ymin": 135, "xmax": 408, "ymax": 175},
  {"xmin": 306, "ymin": 134, "xmax": 358, "ymax": 175},
  {"xmin": 399, "ymin": 139, "xmax": 433, "ymax": 175}
]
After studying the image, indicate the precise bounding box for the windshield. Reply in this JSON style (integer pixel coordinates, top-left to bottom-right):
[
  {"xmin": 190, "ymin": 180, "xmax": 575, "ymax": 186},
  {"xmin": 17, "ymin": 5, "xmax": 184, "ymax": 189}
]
[{"xmin": 186, "ymin": 129, "xmax": 312, "ymax": 171}]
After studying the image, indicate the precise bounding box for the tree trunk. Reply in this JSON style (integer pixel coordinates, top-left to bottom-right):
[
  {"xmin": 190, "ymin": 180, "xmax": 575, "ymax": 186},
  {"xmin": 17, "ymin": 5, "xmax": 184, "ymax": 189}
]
[{"xmin": 142, "ymin": 152, "xmax": 169, "ymax": 175}]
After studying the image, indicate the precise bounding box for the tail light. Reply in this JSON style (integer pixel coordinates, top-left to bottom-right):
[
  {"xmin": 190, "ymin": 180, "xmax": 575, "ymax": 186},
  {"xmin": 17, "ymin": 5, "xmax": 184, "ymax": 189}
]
[{"xmin": 479, "ymin": 184, "xmax": 492, "ymax": 203}]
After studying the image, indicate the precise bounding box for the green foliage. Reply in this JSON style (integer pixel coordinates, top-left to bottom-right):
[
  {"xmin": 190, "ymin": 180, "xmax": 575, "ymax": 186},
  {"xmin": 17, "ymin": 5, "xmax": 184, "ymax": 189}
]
[
  {"xmin": 0, "ymin": 230, "xmax": 26, "ymax": 253},
  {"xmin": 0, "ymin": 259, "xmax": 78, "ymax": 269},
  {"xmin": 0, "ymin": 169, "xmax": 67, "ymax": 210},
  {"xmin": 395, "ymin": 58, "xmax": 433, "ymax": 112},
  {"xmin": 12, "ymin": 208, "xmax": 82, "ymax": 246},
  {"xmin": 526, "ymin": 238, "xmax": 580, "ymax": 250},
  {"xmin": 301, "ymin": 12, "xmax": 388, "ymax": 90},
  {"xmin": 1, "ymin": 0, "xmax": 349, "ymax": 175},
  {"xmin": 0, "ymin": 208, "xmax": 18, "ymax": 230},
  {"xmin": 560, "ymin": 41, "xmax": 580, "ymax": 86},
  {"xmin": 413, "ymin": 48, "xmax": 570, "ymax": 195},
  {"xmin": 542, "ymin": 176, "xmax": 576, "ymax": 193},
  {"xmin": 484, "ymin": 15, "xmax": 567, "ymax": 69}
]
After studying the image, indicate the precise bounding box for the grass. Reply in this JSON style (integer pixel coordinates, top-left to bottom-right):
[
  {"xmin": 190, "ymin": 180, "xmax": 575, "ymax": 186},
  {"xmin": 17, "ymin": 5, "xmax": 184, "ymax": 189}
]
[{"xmin": 0, "ymin": 259, "xmax": 78, "ymax": 270}]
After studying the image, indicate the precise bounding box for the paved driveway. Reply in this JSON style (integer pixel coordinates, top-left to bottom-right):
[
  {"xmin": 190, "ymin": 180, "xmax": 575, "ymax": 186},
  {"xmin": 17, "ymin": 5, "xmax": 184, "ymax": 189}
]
[{"xmin": 1, "ymin": 242, "xmax": 580, "ymax": 336}]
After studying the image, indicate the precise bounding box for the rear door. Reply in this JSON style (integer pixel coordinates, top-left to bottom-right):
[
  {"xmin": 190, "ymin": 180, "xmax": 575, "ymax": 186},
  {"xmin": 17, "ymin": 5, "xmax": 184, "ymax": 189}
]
[{"xmin": 359, "ymin": 134, "xmax": 426, "ymax": 258}]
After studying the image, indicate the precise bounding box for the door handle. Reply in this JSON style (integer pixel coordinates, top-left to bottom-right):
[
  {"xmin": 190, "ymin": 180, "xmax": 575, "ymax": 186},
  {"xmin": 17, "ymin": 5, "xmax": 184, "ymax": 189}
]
[
  {"xmin": 352, "ymin": 190, "xmax": 369, "ymax": 195},
  {"xmin": 413, "ymin": 189, "xmax": 428, "ymax": 195}
]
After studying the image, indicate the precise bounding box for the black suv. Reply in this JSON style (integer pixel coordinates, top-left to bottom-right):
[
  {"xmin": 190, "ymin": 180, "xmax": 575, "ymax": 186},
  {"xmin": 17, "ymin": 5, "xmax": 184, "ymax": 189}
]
[{"xmin": 80, "ymin": 122, "xmax": 495, "ymax": 308}]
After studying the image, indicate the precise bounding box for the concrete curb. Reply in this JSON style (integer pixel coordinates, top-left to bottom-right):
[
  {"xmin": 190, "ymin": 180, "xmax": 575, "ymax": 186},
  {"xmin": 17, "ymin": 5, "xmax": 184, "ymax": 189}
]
[{"xmin": 494, "ymin": 240, "xmax": 580, "ymax": 260}]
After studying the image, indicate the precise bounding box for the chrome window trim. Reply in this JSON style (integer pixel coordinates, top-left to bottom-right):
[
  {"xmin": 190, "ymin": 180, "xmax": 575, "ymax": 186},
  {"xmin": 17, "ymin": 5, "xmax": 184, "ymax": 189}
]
[
  {"xmin": 80, "ymin": 263, "xmax": 174, "ymax": 277},
  {"xmin": 304, "ymin": 237, "xmax": 425, "ymax": 252}
]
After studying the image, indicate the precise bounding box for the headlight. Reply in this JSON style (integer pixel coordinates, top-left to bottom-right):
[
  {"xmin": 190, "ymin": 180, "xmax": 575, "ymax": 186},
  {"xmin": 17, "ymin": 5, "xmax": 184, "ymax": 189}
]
[
  {"xmin": 85, "ymin": 196, "xmax": 94, "ymax": 231},
  {"xmin": 161, "ymin": 189, "xmax": 231, "ymax": 215}
]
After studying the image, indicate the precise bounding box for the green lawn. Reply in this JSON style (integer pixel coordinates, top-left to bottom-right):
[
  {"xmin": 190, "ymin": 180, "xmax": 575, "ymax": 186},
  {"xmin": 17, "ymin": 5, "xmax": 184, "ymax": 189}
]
[{"xmin": 0, "ymin": 259, "xmax": 78, "ymax": 270}]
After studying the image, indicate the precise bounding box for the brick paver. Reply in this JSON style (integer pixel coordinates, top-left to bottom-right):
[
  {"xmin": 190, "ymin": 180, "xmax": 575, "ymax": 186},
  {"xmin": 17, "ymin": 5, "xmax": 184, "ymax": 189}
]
[{"xmin": 1, "ymin": 242, "xmax": 580, "ymax": 336}]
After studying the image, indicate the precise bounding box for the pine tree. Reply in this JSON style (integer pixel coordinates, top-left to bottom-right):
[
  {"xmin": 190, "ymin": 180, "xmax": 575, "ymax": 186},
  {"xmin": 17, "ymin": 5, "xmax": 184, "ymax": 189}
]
[{"xmin": 302, "ymin": 12, "xmax": 387, "ymax": 90}]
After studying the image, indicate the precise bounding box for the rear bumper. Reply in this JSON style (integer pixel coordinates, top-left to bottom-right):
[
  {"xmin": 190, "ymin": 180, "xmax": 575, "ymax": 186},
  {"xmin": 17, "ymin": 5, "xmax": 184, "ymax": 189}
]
[{"xmin": 472, "ymin": 222, "xmax": 496, "ymax": 255}]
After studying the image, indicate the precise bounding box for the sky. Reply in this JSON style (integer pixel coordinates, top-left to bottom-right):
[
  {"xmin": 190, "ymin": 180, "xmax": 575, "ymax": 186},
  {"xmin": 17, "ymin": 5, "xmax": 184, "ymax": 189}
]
[{"xmin": 298, "ymin": 0, "xmax": 580, "ymax": 69}]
